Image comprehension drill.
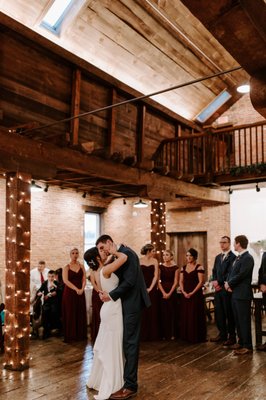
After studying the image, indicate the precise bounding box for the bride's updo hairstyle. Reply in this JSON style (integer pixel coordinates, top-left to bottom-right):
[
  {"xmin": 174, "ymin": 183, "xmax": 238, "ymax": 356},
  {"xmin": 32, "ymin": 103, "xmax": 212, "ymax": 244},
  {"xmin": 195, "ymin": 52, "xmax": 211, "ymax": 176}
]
[
  {"xmin": 140, "ymin": 243, "xmax": 154, "ymax": 255},
  {"xmin": 84, "ymin": 247, "xmax": 100, "ymax": 271}
]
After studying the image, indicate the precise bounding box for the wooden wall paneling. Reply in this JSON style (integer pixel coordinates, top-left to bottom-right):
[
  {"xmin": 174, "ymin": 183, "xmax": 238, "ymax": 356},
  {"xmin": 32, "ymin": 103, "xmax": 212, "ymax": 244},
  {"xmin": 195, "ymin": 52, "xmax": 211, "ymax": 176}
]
[
  {"xmin": 1, "ymin": 30, "xmax": 72, "ymax": 141},
  {"xmin": 4, "ymin": 172, "xmax": 31, "ymax": 370},
  {"xmin": 136, "ymin": 104, "xmax": 146, "ymax": 166},
  {"xmin": 107, "ymin": 88, "xmax": 117, "ymax": 156},
  {"xmin": 71, "ymin": 68, "xmax": 81, "ymax": 146},
  {"xmin": 144, "ymin": 110, "xmax": 176, "ymax": 160},
  {"xmin": 115, "ymin": 92, "xmax": 138, "ymax": 158},
  {"xmin": 79, "ymin": 76, "xmax": 109, "ymax": 149}
]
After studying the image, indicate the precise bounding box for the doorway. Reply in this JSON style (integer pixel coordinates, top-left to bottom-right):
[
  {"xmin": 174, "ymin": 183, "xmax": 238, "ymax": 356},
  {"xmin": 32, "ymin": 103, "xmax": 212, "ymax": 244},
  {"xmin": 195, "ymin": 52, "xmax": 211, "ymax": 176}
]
[{"xmin": 168, "ymin": 231, "xmax": 207, "ymax": 274}]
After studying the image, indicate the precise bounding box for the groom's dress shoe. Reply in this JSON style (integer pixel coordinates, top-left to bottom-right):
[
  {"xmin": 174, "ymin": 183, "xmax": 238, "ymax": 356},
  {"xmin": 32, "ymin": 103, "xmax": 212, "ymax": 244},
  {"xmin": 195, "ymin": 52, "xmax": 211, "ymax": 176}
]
[{"xmin": 109, "ymin": 388, "xmax": 137, "ymax": 399}]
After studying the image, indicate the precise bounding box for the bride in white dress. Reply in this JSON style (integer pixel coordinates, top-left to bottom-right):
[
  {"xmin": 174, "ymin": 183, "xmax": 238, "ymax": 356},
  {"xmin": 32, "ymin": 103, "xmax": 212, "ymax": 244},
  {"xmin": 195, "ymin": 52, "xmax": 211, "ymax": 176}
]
[{"xmin": 85, "ymin": 245, "xmax": 127, "ymax": 400}]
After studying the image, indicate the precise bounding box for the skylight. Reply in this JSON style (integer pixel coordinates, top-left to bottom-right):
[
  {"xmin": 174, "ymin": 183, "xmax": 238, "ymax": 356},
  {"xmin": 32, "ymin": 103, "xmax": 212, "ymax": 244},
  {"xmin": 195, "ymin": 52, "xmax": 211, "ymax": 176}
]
[
  {"xmin": 195, "ymin": 90, "xmax": 232, "ymax": 124},
  {"xmin": 41, "ymin": 0, "xmax": 73, "ymax": 33}
]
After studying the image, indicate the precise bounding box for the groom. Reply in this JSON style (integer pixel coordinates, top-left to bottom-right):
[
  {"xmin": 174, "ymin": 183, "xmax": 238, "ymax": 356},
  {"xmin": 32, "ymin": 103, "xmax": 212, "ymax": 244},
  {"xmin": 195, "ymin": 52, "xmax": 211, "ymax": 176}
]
[{"xmin": 96, "ymin": 234, "xmax": 151, "ymax": 400}]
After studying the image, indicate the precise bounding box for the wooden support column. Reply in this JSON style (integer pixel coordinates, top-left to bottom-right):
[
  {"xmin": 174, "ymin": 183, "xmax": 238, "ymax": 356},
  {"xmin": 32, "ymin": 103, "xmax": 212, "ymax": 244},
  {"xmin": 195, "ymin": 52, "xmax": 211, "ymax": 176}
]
[
  {"xmin": 4, "ymin": 172, "xmax": 31, "ymax": 371},
  {"xmin": 150, "ymin": 200, "xmax": 166, "ymax": 262},
  {"xmin": 71, "ymin": 68, "xmax": 81, "ymax": 146}
]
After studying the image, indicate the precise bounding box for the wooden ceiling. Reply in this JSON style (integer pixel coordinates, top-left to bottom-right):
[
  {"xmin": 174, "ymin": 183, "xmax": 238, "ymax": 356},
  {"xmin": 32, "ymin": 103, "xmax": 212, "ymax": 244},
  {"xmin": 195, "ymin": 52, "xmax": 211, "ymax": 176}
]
[
  {"xmin": 1, "ymin": 0, "xmax": 265, "ymax": 205},
  {"xmin": 0, "ymin": 0, "xmax": 255, "ymax": 123}
]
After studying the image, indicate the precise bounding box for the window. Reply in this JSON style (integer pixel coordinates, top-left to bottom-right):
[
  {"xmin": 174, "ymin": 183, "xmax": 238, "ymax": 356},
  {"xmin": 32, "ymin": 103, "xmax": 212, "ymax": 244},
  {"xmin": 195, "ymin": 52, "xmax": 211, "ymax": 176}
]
[
  {"xmin": 84, "ymin": 212, "xmax": 101, "ymax": 267},
  {"xmin": 41, "ymin": 0, "xmax": 74, "ymax": 34},
  {"xmin": 195, "ymin": 90, "xmax": 232, "ymax": 124}
]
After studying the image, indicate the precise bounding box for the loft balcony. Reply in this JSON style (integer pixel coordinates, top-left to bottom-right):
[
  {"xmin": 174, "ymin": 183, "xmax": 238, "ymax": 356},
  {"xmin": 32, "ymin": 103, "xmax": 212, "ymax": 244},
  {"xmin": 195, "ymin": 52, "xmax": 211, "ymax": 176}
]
[{"xmin": 152, "ymin": 121, "xmax": 266, "ymax": 186}]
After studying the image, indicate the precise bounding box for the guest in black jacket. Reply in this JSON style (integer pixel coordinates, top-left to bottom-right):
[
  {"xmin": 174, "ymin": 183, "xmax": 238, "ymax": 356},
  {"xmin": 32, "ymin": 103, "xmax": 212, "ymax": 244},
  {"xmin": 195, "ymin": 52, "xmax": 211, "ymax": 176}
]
[
  {"xmin": 210, "ymin": 236, "xmax": 236, "ymax": 345},
  {"xmin": 37, "ymin": 270, "xmax": 60, "ymax": 339},
  {"xmin": 225, "ymin": 235, "xmax": 254, "ymax": 355},
  {"xmin": 257, "ymin": 251, "xmax": 266, "ymax": 351}
]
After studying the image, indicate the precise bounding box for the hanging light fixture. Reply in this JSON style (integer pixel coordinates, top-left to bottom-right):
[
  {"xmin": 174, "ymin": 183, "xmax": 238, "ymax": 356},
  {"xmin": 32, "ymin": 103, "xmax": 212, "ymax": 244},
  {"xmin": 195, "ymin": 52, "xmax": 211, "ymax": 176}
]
[
  {"xmin": 133, "ymin": 199, "xmax": 148, "ymax": 208},
  {"xmin": 256, "ymin": 183, "xmax": 260, "ymax": 192},
  {"xmin": 31, "ymin": 180, "xmax": 43, "ymax": 192},
  {"xmin": 236, "ymin": 84, "xmax": 250, "ymax": 93}
]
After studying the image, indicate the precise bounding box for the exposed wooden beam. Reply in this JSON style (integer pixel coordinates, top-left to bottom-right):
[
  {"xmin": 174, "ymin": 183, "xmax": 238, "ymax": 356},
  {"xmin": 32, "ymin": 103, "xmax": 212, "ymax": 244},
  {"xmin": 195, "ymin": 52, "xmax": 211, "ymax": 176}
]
[
  {"xmin": 180, "ymin": 0, "xmax": 266, "ymax": 76},
  {"xmin": 0, "ymin": 128, "xmax": 229, "ymax": 204}
]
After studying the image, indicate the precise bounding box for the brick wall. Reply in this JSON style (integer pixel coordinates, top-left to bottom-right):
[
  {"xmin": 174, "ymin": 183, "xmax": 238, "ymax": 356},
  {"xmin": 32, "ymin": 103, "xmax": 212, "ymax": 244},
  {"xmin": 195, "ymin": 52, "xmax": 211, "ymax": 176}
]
[
  {"xmin": 0, "ymin": 179, "xmax": 110, "ymax": 294},
  {"xmin": 215, "ymin": 94, "xmax": 265, "ymax": 126},
  {"xmin": 0, "ymin": 179, "xmax": 231, "ymax": 296}
]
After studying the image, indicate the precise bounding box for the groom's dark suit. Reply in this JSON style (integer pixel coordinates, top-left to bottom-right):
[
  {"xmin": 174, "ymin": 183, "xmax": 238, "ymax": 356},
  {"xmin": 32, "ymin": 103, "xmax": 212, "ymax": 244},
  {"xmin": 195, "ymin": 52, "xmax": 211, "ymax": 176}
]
[
  {"xmin": 109, "ymin": 245, "xmax": 151, "ymax": 392},
  {"xmin": 227, "ymin": 251, "xmax": 254, "ymax": 349}
]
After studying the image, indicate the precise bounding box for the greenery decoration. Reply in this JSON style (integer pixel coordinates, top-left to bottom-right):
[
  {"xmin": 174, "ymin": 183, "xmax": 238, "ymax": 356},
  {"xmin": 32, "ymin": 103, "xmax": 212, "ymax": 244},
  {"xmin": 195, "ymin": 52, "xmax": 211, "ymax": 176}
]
[{"xmin": 229, "ymin": 163, "xmax": 266, "ymax": 176}]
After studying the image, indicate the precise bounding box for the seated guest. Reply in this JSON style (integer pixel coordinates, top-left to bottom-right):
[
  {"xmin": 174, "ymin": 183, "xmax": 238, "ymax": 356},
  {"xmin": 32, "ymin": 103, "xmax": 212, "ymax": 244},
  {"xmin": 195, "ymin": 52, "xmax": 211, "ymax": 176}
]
[
  {"xmin": 0, "ymin": 279, "xmax": 4, "ymax": 353},
  {"xmin": 37, "ymin": 270, "xmax": 60, "ymax": 339},
  {"xmin": 31, "ymin": 260, "xmax": 50, "ymax": 290},
  {"xmin": 54, "ymin": 268, "xmax": 65, "ymax": 334},
  {"xmin": 257, "ymin": 251, "xmax": 266, "ymax": 351}
]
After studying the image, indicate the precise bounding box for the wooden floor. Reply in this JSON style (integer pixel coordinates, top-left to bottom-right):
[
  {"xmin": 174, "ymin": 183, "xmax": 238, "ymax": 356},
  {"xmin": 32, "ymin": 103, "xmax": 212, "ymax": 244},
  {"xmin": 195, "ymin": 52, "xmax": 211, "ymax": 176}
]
[{"xmin": 0, "ymin": 319, "xmax": 265, "ymax": 400}]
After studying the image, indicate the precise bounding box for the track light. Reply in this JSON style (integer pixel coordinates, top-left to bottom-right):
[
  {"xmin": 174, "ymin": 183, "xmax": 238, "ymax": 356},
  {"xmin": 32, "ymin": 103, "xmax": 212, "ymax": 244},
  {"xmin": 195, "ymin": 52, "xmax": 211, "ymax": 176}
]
[
  {"xmin": 123, "ymin": 198, "xmax": 126, "ymax": 205},
  {"xmin": 133, "ymin": 199, "xmax": 148, "ymax": 208},
  {"xmin": 228, "ymin": 187, "xmax": 233, "ymax": 195},
  {"xmin": 31, "ymin": 181, "xmax": 43, "ymax": 192},
  {"xmin": 44, "ymin": 184, "xmax": 49, "ymax": 192},
  {"xmin": 82, "ymin": 192, "xmax": 87, "ymax": 198},
  {"xmin": 256, "ymin": 183, "xmax": 260, "ymax": 192}
]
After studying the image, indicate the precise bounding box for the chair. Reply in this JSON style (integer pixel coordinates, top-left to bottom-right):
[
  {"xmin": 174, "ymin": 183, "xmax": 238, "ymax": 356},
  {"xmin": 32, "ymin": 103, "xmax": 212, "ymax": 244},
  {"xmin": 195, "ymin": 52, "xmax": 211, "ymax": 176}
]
[{"xmin": 205, "ymin": 296, "xmax": 215, "ymax": 321}]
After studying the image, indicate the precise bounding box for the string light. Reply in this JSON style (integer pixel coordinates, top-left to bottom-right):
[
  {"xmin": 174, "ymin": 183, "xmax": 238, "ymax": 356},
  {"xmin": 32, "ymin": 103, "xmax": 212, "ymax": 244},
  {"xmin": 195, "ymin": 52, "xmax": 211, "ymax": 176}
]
[{"xmin": 5, "ymin": 172, "xmax": 31, "ymax": 371}]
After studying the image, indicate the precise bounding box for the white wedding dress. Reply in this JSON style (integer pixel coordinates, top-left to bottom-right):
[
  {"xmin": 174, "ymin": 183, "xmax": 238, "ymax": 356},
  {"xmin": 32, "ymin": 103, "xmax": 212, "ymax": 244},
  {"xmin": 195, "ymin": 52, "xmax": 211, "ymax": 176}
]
[{"xmin": 87, "ymin": 269, "xmax": 124, "ymax": 400}]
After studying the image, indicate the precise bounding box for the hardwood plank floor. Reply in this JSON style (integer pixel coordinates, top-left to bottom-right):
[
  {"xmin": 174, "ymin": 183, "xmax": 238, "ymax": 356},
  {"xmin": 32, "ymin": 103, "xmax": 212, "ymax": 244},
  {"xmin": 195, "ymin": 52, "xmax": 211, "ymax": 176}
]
[{"xmin": 0, "ymin": 319, "xmax": 265, "ymax": 400}]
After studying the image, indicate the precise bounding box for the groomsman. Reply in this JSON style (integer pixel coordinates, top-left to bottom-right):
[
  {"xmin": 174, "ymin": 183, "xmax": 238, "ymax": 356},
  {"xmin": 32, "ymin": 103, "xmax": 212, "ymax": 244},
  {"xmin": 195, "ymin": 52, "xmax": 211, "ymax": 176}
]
[
  {"xmin": 225, "ymin": 235, "xmax": 254, "ymax": 355},
  {"xmin": 210, "ymin": 236, "xmax": 236, "ymax": 345},
  {"xmin": 257, "ymin": 251, "xmax": 266, "ymax": 351}
]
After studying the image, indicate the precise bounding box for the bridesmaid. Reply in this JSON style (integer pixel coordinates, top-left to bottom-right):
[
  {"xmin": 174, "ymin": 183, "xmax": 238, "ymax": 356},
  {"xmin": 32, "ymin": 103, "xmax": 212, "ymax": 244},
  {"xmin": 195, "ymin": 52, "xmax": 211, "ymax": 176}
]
[
  {"xmin": 62, "ymin": 248, "xmax": 87, "ymax": 342},
  {"xmin": 179, "ymin": 248, "xmax": 207, "ymax": 343},
  {"xmin": 158, "ymin": 250, "xmax": 179, "ymax": 340},
  {"xmin": 139, "ymin": 243, "xmax": 160, "ymax": 341}
]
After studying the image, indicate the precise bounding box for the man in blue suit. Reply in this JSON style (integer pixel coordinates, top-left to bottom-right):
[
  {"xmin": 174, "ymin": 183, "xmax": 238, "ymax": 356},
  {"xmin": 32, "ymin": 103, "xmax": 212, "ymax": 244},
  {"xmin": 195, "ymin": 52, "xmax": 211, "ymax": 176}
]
[
  {"xmin": 210, "ymin": 236, "xmax": 236, "ymax": 345},
  {"xmin": 257, "ymin": 251, "xmax": 266, "ymax": 351},
  {"xmin": 96, "ymin": 234, "xmax": 151, "ymax": 400},
  {"xmin": 225, "ymin": 235, "xmax": 254, "ymax": 355}
]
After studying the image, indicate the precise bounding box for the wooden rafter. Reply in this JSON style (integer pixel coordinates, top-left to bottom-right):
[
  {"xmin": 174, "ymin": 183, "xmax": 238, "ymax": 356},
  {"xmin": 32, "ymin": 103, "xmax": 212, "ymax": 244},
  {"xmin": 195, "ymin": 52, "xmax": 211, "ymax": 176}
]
[{"xmin": 0, "ymin": 128, "xmax": 229, "ymax": 204}]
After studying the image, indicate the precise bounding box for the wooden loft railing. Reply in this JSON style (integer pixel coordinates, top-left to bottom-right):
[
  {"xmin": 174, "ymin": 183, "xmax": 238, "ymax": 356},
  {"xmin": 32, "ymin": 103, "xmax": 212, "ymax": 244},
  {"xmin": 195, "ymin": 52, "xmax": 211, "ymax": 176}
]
[{"xmin": 152, "ymin": 121, "xmax": 266, "ymax": 184}]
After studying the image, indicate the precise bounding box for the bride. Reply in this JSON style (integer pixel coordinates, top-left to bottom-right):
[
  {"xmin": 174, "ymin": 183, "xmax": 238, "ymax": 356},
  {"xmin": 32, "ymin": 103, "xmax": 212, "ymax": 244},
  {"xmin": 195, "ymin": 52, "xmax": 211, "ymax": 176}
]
[{"xmin": 84, "ymin": 244, "xmax": 127, "ymax": 400}]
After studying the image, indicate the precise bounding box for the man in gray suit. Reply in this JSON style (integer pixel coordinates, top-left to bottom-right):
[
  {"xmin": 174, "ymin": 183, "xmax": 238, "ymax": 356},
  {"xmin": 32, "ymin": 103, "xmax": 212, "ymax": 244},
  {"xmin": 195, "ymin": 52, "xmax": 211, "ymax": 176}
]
[
  {"xmin": 257, "ymin": 251, "xmax": 266, "ymax": 351},
  {"xmin": 225, "ymin": 235, "xmax": 254, "ymax": 355},
  {"xmin": 96, "ymin": 234, "xmax": 151, "ymax": 400}
]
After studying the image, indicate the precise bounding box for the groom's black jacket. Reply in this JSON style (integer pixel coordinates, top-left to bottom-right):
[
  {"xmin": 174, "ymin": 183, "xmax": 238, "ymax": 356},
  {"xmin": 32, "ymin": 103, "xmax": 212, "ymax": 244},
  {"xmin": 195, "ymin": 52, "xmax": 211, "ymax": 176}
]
[{"xmin": 109, "ymin": 245, "xmax": 151, "ymax": 312}]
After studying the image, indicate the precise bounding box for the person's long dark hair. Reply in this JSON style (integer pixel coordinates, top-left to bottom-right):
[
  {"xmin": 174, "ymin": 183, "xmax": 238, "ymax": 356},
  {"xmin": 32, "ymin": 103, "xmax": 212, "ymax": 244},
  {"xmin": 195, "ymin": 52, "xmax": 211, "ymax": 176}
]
[{"xmin": 84, "ymin": 247, "xmax": 100, "ymax": 271}]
